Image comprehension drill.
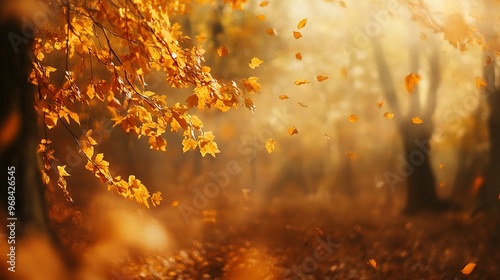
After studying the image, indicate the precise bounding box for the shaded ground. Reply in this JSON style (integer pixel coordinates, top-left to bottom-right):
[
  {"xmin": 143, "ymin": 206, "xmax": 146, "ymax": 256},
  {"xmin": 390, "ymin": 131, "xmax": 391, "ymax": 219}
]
[{"xmin": 47, "ymin": 190, "xmax": 500, "ymax": 280}]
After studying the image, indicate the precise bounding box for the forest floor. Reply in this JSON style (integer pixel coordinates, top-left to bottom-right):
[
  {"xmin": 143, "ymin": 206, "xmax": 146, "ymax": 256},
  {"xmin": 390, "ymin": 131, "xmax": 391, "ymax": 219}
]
[{"xmin": 50, "ymin": 190, "xmax": 499, "ymax": 280}]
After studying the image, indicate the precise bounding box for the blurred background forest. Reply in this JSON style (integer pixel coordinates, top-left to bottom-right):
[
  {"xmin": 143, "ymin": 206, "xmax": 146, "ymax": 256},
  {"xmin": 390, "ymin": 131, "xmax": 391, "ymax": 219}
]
[{"xmin": 1, "ymin": 0, "xmax": 500, "ymax": 279}]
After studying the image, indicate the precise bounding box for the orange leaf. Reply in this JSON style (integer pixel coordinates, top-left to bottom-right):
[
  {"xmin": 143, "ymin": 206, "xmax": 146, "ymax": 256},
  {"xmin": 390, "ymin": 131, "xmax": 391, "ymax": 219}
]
[
  {"xmin": 249, "ymin": 57, "xmax": 264, "ymax": 69},
  {"xmin": 259, "ymin": 1, "xmax": 269, "ymax": 7},
  {"xmin": 367, "ymin": 259, "xmax": 377, "ymax": 269},
  {"xmin": 256, "ymin": 14, "xmax": 266, "ymax": 21},
  {"xmin": 217, "ymin": 46, "xmax": 229, "ymax": 56},
  {"xmin": 348, "ymin": 114, "xmax": 358, "ymax": 123},
  {"xmin": 340, "ymin": 67, "xmax": 348, "ymax": 78},
  {"xmin": 475, "ymin": 76, "xmax": 487, "ymax": 89},
  {"xmin": 266, "ymin": 28, "xmax": 277, "ymax": 35},
  {"xmin": 377, "ymin": 101, "xmax": 384, "ymax": 108},
  {"xmin": 57, "ymin": 165, "xmax": 71, "ymax": 177},
  {"xmin": 297, "ymin": 18, "xmax": 307, "ymax": 29},
  {"xmin": 295, "ymin": 52, "xmax": 302, "ymax": 60},
  {"xmin": 411, "ymin": 117, "xmax": 423, "ymax": 124},
  {"xmin": 404, "ymin": 72, "xmax": 421, "ymax": 93},
  {"xmin": 461, "ymin": 263, "xmax": 476, "ymax": 275},
  {"xmin": 315, "ymin": 75, "xmax": 328, "ymax": 82},
  {"xmin": 279, "ymin": 95, "xmax": 289, "ymax": 100},
  {"xmin": 265, "ymin": 138, "xmax": 276, "ymax": 153},
  {"xmin": 294, "ymin": 79, "xmax": 309, "ymax": 85},
  {"xmin": 293, "ymin": 31, "xmax": 302, "ymax": 39},
  {"xmin": 288, "ymin": 126, "xmax": 299, "ymax": 136},
  {"xmin": 243, "ymin": 77, "xmax": 262, "ymax": 93},
  {"xmin": 383, "ymin": 112, "xmax": 394, "ymax": 119}
]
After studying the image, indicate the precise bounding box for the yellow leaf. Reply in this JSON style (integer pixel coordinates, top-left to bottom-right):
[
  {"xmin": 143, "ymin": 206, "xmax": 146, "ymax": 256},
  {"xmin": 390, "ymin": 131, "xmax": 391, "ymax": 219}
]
[
  {"xmin": 279, "ymin": 94, "xmax": 289, "ymax": 100},
  {"xmin": 171, "ymin": 200, "xmax": 179, "ymax": 207},
  {"xmin": 294, "ymin": 79, "xmax": 309, "ymax": 85},
  {"xmin": 44, "ymin": 111, "xmax": 58, "ymax": 129},
  {"xmin": 217, "ymin": 46, "xmax": 229, "ymax": 56},
  {"xmin": 348, "ymin": 114, "xmax": 358, "ymax": 123},
  {"xmin": 339, "ymin": 1, "xmax": 346, "ymax": 8},
  {"xmin": 249, "ymin": 57, "xmax": 264, "ymax": 69},
  {"xmin": 340, "ymin": 67, "xmax": 348, "ymax": 78},
  {"xmin": 461, "ymin": 263, "xmax": 476, "ymax": 275},
  {"xmin": 475, "ymin": 76, "xmax": 487, "ymax": 89},
  {"xmin": 256, "ymin": 14, "xmax": 266, "ymax": 21},
  {"xmin": 148, "ymin": 136, "xmax": 167, "ymax": 151},
  {"xmin": 368, "ymin": 259, "xmax": 377, "ymax": 269},
  {"xmin": 297, "ymin": 18, "xmax": 307, "ymax": 29},
  {"xmin": 404, "ymin": 72, "xmax": 421, "ymax": 93},
  {"xmin": 383, "ymin": 112, "xmax": 394, "ymax": 119},
  {"xmin": 259, "ymin": 1, "xmax": 269, "ymax": 7},
  {"xmin": 41, "ymin": 171, "xmax": 50, "ymax": 185},
  {"xmin": 86, "ymin": 130, "xmax": 98, "ymax": 145},
  {"xmin": 411, "ymin": 117, "xmax": 423, "ymax": 124},
  {"xmin": 420, "ymin": 32, "xmax": 428, "ymax": 41},
  {"xmin": 265, "ymin": 138, "xmax": 276, "ymax": 153},
  {"xmin": 57, "ymin": 165, "xmax": 70, "ymax": 177},
  {"xmin": 151, "ymin": 191, "xmax": 162, "ymax": 207},
  {"xmin": 293, "ymin": 31, "xmax": 302, "ymax": 39},
  {"xmin": 298, "ymin": 102, "xmax": 308, "ymax": 108},
  {"xmin": 295, "ymin": 52, "xmax": 302, "ymax": 60},
  {"xmin": 243, "ymin": 77, "xmax": 262, "ymax": 93},
  {"xmin": 315, "ymin": 75, "xmax": 328, "ymax": 82},
  {"xmin": 288, "ymin": 126, "xmax": 299, "ymax": 136}
]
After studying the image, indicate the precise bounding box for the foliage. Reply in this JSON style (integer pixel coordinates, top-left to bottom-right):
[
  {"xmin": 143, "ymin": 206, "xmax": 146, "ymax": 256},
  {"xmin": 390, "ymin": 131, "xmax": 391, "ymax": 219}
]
[{"xmin": 32, "ymin": 0, "xmax": 256, "ymax": 207}]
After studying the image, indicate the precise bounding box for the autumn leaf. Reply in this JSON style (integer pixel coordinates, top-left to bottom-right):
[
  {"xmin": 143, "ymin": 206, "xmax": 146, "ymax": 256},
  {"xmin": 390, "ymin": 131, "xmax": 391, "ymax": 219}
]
[
  {"xmin": 348, "ymin": 114, "xmax": 359, "ymax": 123},
  {"xmin": 151, "ymin": 191, "xmax": 162, "ymax": 207},
  {"xmin": 171, "ymin": 200, "xmax": 179, "ymax": 207},
  {"xmin": 383, "ymin": 112, "xmax": 394, "ymax": 119},
  {"xmin": 340, "ymin": 67, "xmax": 348, "ymax": 78},
  {"xmin": 294, "ymin": 79, "xmax": 309, "ymax": 85},
  {"xmin": 148, "ymin": 136, "xmax": 167, "ymax": 151},
  {"xmin": 293, "ymin": 31, "xmax": 302, "ymax": 39},
  {"xmin": 461, "ymin": 263, "xmax": 476, "ymax": 275},
  {"xmin": 295, "ymin": 52, "xmax": 302, "ymax": 60},
  {"xmin": 298, "ymin": 102, "xmax": 308, "ymax": 108},
  {"xmin": 243, "ymin": 77, "xmax": 262, "ymax": 93},
  {"xmin": 377, "ymin": 101, "xmax": 384, "ymax": 108},
  {"xmin": 315, "ymin": 75, "xmax": 328, "ymax": 82},
  {"xmin": 411, "ymin": 117, "xmax": 423, "ymax": 124},
  {"xmin": 346, "ymin": 151, "xmax": 358, "ymax": 159},
  {"xmin": 367, "ymin": 259, "xmax": 377, "ymax": 269},
  {"xmin": 259, "ymin": 1, "xmax": 269, "ymax": 7},
  {"xmin": 57, "ymin": 165, "xmax": 71, "ymax": 177},
  {"xmin": 439, "ymin": 163, "xmax": 444, "ymax": 170},
  {"xmin": 297, "ymin": 18, "xmax": 307, "ymax": 29},
  {"xmin": 404, "ymin": 72, "xmax": 421, "ymax": 93},
  {"xmin": 475, "ymin": 76, "xmax": 487, "ymax": 89},
  {"xmin": 86, "ymin": 130, "xmax": 98, "ymax": 145},
  {"xmin": 319, "ymin": 132, "xmax": 330, "ymax": 139},
  {"xmin": 265, "ymin": 138, "xmax": 276, "ymax": 153},
  {"xmin": 217, "ymin": 46, "xmax": 229, "ymax": 56},
  {"xmin": 266, "ymin": 28, "xmax": 277, "ymax": 35},
  {"xmin": 288, "ymin": 126, "xmax": 299, "ymax": 136},
  {"xmin": 249, "ymin": 57, "xmax": 264, "ymax": 69},
  {"xmin": 279, "ymin": 94, "xmax": 289, "ymax": 100},
  {"xmin": 256, "ymin": 14, "xmax": 266, "ymax": 21}
]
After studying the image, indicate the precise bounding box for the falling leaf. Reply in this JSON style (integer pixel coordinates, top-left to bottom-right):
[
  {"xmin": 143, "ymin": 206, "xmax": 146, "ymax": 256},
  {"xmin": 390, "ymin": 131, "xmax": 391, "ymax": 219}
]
[
  {"xmin": 256, "ymin": 14, "xmax": 266, "ymax": 21},
  {"xmin": 243, "ymin": 77, "xmax": 261, "ymax": 93},
  {"xmin": 368, "ymin": 259, "xmax": 377, "ymax": 269},
  {"xmin": 288, "ymin": 126, "xmax": 299, "ymax": 136},
  {"xmin": 297, "ymin": 18, "xmax": 307, "ymax": 29},
  {"xmin": 298, "ymin": 102, "xmax": 308, "ymax": 108},
  {"xmin": 259, "ymin": 1, "xmax": 269, "ymax": 7},
  {"xmin": 404, "ymin": 72, "xmax": 421, "ymax": 93},
  {"xmin": 348, "ymin": 114, "xmax": 358, "ymax": 123},
  {"xmin": 57, "ymin": 165, "xmax": 71, "ymax": 177},
  {"xmin": 86, "ymin": 130, "xmax": 98, "ymax": 145},
  {"xmin": 265, "ymin": 138, "xmax": 276, "ymax": 153},
  {"xmin": 383, "ymin": 112, "xmax": 394, "ymax": 119},
  {"xmin": 293, "ymin": 31, "xmax": 302, "ymax": 39},
  {"xmin": 439, "ymin": 163, "xmax": 444, "ymax": 170},
  {"xmin": 420, "ymin": 32, "xmax": 428, "ymax": 40},
  {"xmin": 339, "ymin": 1, "xmax": 346, "ymax": 8},
  {"xmin": 171, "ymin": 200, "xmax": 179, "ymax": 207},
  {"xmin": 439, "ymin": 182, "xmax": 446, "ymax": 188},
  {"xmin": 411, "ymin": 117, "xmax": 423, "ymax": 124},
  {"xmin": 315, "ymin": 75, "xmax": 329, "ymax": 82},
  {"xmin": 217, "ymin": 46, "xmax": 229, "ymax": 56},
  {"xmin": 279, "ymin": 94, "xmax": 289, "ymax": 100},
  {"xmin": 249, "ymin": 57, "xmax": 264, "ymax": 69},
  {"xmin": 295, "ymin": 52, "xmax": 302, "ymax": 60},
  {"xmin": 377, "ymin": 101, "xmax": 384, "ymax": 108},
  {"xmin": 266, "ymin": 28, "xmax": 277, "ymax": 35},
  {"xmin": 345, "ymin": 151, "xmax": 358, "ymax": 159},
  {"xmin": 475, "ymin": 76, "xmax": 487, "ymax": 89},
  {"xmin": 319, "ymin": 132, "xmax": 330, "ymax": 139},
  {"xmin": 294, "ymin": 79, "xmax": 309, "ymax": 85},
  {"xmin": 151, "ymin": 191, "xmax": 162, "ymax": 207},
  {"xmin": 461, "ymin": 263, "xmax": 476, "ymax": 275}
]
